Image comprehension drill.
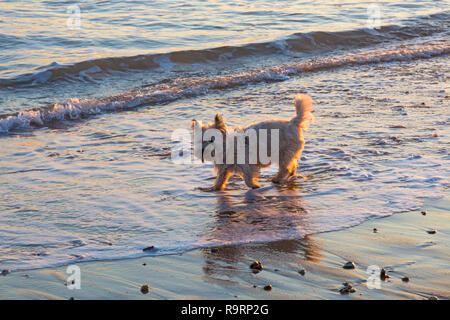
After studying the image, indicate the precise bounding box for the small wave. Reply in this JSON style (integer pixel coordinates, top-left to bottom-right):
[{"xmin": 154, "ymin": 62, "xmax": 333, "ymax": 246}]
[
  {"xmin": 1, "ymin": 12, "xmax": 448, "ymax": 87},
  {"xmin": 1, "ymin": 40, "xmax": 449, "ymax": 133}
]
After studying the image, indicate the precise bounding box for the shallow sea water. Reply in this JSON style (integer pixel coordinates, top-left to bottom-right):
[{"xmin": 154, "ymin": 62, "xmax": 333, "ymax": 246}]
[{"xmin": 0, "ymin": 1, "xmax": 448, "ymax": 270}]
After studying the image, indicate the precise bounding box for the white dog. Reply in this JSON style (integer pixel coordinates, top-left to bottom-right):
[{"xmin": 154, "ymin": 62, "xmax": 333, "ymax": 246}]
[{"xmin": 192, "ymin": 94, "xmax": 314, "ymax": 191}]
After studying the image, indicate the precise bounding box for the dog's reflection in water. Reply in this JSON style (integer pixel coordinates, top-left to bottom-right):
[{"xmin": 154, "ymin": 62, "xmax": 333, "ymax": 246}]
[{"xmin": 201, "ymin": 185, "xmax": 322, "ymax": 279}]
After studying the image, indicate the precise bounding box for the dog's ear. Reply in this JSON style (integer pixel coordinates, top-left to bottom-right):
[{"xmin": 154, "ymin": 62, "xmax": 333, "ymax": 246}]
[{"xmin": 214, "ymin": 114, "xmax": 226, "ymax": 132}]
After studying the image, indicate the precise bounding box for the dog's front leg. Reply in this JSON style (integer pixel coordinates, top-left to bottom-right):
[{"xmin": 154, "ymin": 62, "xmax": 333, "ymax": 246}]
[
  {"xmin": 199, "ymin": 168, "xmax": 231, "ymax": 191},
  {"xmin": 242, "ymin": 166, "xmax": 261, "ymax": 189}
]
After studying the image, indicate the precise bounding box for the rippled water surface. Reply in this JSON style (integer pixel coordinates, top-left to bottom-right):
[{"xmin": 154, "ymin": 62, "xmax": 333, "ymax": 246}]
[
  {"xmin": 0, "ymin": 1, "xmax": 449, "ymax": 270},
  {"xmin": 1, "ymin": 0, "xmax": 447, "ymax": 78}
]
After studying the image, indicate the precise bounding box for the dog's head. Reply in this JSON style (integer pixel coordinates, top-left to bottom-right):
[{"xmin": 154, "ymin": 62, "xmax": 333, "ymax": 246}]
[{"xmin": 192, "ymin": 114, "xmax": 227, "ymax": 162}]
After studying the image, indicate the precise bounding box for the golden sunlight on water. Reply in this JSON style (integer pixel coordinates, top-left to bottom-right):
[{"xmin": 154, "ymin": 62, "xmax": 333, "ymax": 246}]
[
  {"xmin": 1, "ymin": 0, "xmax": 447, "ymax": 78},
  {"xmin": 0, "ymin": 0, "xmax": 448, "ymax": 273}
]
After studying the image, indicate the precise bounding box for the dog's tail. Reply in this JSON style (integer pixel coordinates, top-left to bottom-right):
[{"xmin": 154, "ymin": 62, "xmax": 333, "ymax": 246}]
[{"xmin": 291, "ymin": 94, "xmax": 314, "ymax": 129}]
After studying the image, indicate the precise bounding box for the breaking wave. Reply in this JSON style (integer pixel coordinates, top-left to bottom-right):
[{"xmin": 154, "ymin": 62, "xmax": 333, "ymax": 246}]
[
  {"xmin": 0, "ymin": 11, "xmax": 448, "ymax": 87},
  {"xmin": 1, "ymin": 39, "xmax": 448, "ymax": 133}
]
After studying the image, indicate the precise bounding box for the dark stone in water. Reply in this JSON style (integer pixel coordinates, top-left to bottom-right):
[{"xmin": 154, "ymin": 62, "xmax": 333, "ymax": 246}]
[
  {"xmin": 211, "ymin": 248, "xmax": 219, "ymax": 253},
  {"xmin": 380, "ymin": 268, "xmax": 390, "ymax": 280},
  {"xmin": 299, "ymin": 269, "xmax": 306, "ymax": 276},
  {"xmin": 427, "ymin": 230, "xmax": 436, "ymax": 234},
  {"xmin": 373, "ymin": 228, "xmax": 378, "ymax": 233},
  {"xmin": 401, "ymin": 276, "xmax": 410, "ymax": 282},
  {"xmin": 1, "ymin": 269, "xmax": 10, "ymax": 276},
  {"xmin": 343, "ymin": 262, "xmax": 356, "ymax": 269},
  {"xmin": 48, "ymin": 152, "xmax": 60, "ymax": 157},
  {"xmin": 421, "ymin": 211, "xmax": 427, "ymax": 215},
  {"xmin": 143, "ymin": 246, "xmax": 155, "ymax": 252},
  {"xmin": 140, "ymin": 284, "xmax": 150, "ymax": 294},
  {"xmin": 263, "ymin": 284, "xmax": 272, "ymax": 291},
  {"xmin": 219, "ymin": 210, "xmax": 236, "ymax": 215}
]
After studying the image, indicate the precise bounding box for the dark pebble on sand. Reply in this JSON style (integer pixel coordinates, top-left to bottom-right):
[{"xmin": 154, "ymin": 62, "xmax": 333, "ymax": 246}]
[
  {"xmin": 401, "ymin": 276, "xmax": 410, "ymax": 282},
  {"xmin": 250, "ymin": 261, "xmax": 263, "ymax": 272},
  {"xmin": 299, "ymin": 269, "xmax": 306, "ymax": 276},
  {"xmin": 343, "ymin": 262, "xmax": 356, "ymax": 269},
  {"xmin": 380, "ymin": 268, "xmax": 390, "ymax": 280},
  {"xmin": 339, "ymin": 282, "xmax": 356, "ymax": 294},
  {"xmin": 1, "ymin": 269, "xmax": 10, "ymax": 276},
  {"xmin": 140, "ymin": 284, "xmax": 150, "ymax": 294},
  {"xmin": 373, "ymin": 228, "xmax": 378, "ymax": 233},
  {"xmin": 143, "ymin": 246, "xmax": 155, "ymax": 251},
  {"xmin": 142, "ymin": 263, "xmax": 147, "ymax": 266},
  {"xmin": 264, "ymin": 284, "xmax": 272, "ymax": 291},
  {"xmin": 421, "ymin": 211, "xmax": 427, "ymax": 215},
  {"xmin": 427, "ymin": 230, "xmax": 436, "ymax": 234}
]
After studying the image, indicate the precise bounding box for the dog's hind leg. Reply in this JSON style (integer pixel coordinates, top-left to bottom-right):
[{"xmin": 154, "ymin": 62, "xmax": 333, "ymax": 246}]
[
  {"xmin": 271, "ymin": 168, "xmax": 289, "ymax": 184},
  {"xmin": 287, "ymin": 161, "xmax": 298, "ymax": 179},
  {"xmin": 271, "ymin": 155, "xmax": 292, "ymax": 184}
]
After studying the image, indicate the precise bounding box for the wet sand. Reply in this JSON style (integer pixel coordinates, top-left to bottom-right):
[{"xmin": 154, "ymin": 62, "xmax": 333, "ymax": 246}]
[{"xmin": 0, "ymin": 193, "xmax": 448, "ymax": 300}]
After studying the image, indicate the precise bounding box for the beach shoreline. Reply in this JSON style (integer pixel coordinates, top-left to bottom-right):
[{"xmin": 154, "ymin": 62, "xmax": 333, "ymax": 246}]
[{"xmin": 1, "ymin": 192, "xmax": 448, "ymax": 300}]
